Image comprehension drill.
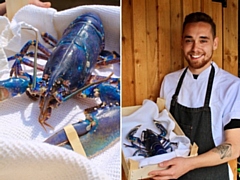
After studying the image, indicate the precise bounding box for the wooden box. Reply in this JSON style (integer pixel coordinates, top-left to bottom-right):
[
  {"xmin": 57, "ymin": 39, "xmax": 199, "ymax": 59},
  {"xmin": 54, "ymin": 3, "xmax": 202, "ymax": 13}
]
[
  {"xmin": 6, "ymin": 0, "xmax": 29, "ymax": 20},
  {"xmin": 122, "ymin": 98, "xmax": 198, "ymax": 180}
]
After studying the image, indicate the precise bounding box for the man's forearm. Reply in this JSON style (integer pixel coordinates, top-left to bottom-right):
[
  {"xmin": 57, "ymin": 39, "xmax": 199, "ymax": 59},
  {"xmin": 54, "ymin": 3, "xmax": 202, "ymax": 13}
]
[
  {"xmin": 189, "ymin": 142, "xmax": 238, "ymax": 171},
  {"xmin": 0, "ymin": 2, "xmax": 6, "ymax": 16},
  {"xmin": 212, "ymin": 143, "xmax": 232, "ymax": 159}
]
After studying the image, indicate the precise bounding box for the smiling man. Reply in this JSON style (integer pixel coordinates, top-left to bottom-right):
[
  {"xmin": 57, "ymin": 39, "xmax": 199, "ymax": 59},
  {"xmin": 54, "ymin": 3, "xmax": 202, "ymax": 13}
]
[
  {"xmin": 149, "ymin": 12, "xmax": 240, "ymax": 180},
  {"xmin": 182, "ymin": 20, "xmax": 218, "ymax": 74}
]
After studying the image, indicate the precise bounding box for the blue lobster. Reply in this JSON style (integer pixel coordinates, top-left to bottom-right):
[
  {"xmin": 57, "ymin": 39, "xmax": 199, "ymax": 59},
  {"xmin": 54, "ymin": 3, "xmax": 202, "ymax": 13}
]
[
  {"xmin": 124, "ymin": 120, "xmax": 176, "ymax": 157},
  {"xmin": 1, "ymin": 13, "xmax": 120, "ymax": 131}
]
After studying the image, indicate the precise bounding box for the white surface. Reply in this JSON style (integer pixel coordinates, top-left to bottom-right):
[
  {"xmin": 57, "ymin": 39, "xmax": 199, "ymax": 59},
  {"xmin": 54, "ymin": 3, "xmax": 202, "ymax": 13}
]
[
  {"xmin": 122, "ymin": 99, "xmax": 191, "ymax": 168},
  {"xmin": 0, "ymin": 5, "xmax": 120, "ymax": 180}
]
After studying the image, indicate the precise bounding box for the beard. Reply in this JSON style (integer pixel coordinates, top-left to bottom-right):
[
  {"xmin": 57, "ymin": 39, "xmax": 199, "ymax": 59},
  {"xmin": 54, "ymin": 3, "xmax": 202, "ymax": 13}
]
[{"xmin": 185, "ymin": 53, "xmax": 213, "ymax": 70}]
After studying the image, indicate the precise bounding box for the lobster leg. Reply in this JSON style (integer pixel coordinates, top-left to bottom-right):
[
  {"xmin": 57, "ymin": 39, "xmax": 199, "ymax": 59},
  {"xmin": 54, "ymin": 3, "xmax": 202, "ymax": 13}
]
[
  {"xmin": 8, "ymin": 40, "xmax": 52, "ymax": 61},
  {"xmin": 62, "ymin": 73, "xmax": 114, "ymax": 102},
  {"xmin": 25, "ymin": 52, "xmax": 49, "ymax": 60},
  {"xmin": 41, "ymin": 32, "xmax": 58, "ymax": 48},
  {"xmin": 7, "ymin": 40, "xmax": 52, "ymax": 77},
  {"xmin": 9, "ymin": 59, "xmax": 23, "ymax": 77},
  {"xmin": 12, "ymin": 57, "xmax": 45, "ymax": 73},
  {"xmin": 124, "ymin": 142, "xmax": 147, "ymax": 157}
]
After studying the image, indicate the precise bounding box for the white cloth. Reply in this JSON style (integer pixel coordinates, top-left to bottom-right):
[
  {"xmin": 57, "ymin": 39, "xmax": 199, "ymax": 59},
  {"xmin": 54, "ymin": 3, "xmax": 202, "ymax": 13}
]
[
  {"xmin": 160, "ymin": 61, "xmax": 240, "ymax": 146},
  {"xmin": 0, "ymin": 5, "xmax": 120, "ymax": 180},
  {"xmin": 122, "ymin": 99, "xmax": 191, "ymax": 168},
  {"xmin": 0, "ymin": 138, "xmax": 110, "ymax": 180}
]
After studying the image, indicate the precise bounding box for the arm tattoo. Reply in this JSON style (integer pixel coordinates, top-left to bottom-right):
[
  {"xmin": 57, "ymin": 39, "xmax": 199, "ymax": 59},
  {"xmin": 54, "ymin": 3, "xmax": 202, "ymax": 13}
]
[{"xmin": 212, "ymin": 143, "xmax": 232, "ymax": 159}]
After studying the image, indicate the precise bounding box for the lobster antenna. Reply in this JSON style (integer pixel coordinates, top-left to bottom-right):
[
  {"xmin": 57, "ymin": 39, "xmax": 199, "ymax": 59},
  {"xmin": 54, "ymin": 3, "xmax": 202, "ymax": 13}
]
[
  {"xmin": 21, "ymin": 25, "xmax": 39, "ymax": 89},
  {"xmin": 63, "ymin": 73, "xmax": 113, "ymax": 101}
]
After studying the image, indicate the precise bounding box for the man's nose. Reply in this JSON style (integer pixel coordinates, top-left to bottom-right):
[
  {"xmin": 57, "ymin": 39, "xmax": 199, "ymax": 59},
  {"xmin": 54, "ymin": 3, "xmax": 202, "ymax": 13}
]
[{"xmin": 191, "ymin": 41, "xmax": 199, "ymax": 51}]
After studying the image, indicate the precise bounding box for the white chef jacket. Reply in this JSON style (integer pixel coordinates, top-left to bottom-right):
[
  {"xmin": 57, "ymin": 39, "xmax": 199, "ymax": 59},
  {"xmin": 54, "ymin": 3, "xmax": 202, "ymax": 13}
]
[{"xmin": 160, "ymin": 61, "xmax": 240, "ymax": 146}]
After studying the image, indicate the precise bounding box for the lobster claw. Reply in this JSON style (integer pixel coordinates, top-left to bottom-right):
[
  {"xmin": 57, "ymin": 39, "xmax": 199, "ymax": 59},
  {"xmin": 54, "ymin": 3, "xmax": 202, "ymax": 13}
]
[
  {"xmin": 44, "ymin": 90, "xmax": 120, "ymax": 157},
  {"xmin": 126, "ymin": 124, "xmax": 142, "ymax": 145},
  {"xmin": 44, "ymin": 104, "xmax": 120, "ymax": 157},
  {"xmin": 81, "ymin": 103, "xmax": 120, "ymax": 157},
  {"xmin": 0, "ymin": 72, "xmax": 40, "ymax": 101},
  {"xmin": 0, "ymin": 77, "xmax": 29, "ymax": 101},
  {"xmin": 153, "ymin": 120, "xmax": 167, "ymax": 137},
  {"xmin": 44, "ymin": 119, "xmax": 93, "ymax": 146}
]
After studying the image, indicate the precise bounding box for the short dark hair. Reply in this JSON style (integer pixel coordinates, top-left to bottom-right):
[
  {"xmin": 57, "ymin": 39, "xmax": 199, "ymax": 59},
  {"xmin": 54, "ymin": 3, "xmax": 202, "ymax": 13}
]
[{"xmin": 182, "ymin": 12, "xmax": 216, "ymax": 38}]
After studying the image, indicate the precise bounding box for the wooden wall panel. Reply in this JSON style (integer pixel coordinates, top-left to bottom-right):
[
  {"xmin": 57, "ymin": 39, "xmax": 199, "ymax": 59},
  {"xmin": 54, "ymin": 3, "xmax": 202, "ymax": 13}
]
[
  {"xmin": 223, "ymin": 0, "xmax": 238, "ymax": 76},
  {"xmin": 212, "ymin": 2, "xmax": 223, "ymax": 67},
  {"xmin": 132, "ymin": 0, "xmax": 148, "ymax": 105},
  {"xmin": 157, "ymin": 0, "xmax": 171, "ymax": 100},
  {"xmin": 122, "ymin": 0, "xmax": 135, "ymax": 106},
  {"xmin": 193, "ymin": 0, "xmax": 201, "ymax": 12},
  {"xmin": 201, "ymin": 0, "xmax": 213, "ymax": 16},
  {"xmin": 146, "ymin": 0, "xmax": 159, "ymax": 101},
  {"xmin": 182, "ymin": 0, "xmax": 193, "ymax": 17},
  {"xmin": 170, "ymin": 0, "xmax": 183, "ymax": 71},
  {"xmin": 182, "ymin": 0, "xmax": 193, "ymax": 67}
]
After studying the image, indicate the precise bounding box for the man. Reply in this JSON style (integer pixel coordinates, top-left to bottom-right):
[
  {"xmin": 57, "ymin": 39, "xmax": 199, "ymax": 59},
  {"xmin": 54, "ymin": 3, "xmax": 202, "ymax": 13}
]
[
  {"xmin": 149, "ymin": 12, "xmax": 240, "ymax": 179},
  {"xmin": 0, "ymin": 0, "xmax": 51, "ymax": 15}
]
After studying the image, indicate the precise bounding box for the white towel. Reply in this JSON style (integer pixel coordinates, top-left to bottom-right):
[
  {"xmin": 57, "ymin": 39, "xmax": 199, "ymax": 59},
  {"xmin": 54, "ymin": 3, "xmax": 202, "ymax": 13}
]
[{"xmin": 0, "ymin": 5, "xmax": 120, "ymax": 180}]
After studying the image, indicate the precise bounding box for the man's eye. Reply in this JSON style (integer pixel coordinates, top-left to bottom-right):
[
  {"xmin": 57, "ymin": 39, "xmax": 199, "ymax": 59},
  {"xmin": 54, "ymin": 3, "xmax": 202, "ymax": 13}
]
[
  {"xmin": 200, "ymin": 40, "xmax": 208, "ymax": 43},
  {"xmin": 185, "ymin": 39, "xmax": 192, "ymax": 43}
]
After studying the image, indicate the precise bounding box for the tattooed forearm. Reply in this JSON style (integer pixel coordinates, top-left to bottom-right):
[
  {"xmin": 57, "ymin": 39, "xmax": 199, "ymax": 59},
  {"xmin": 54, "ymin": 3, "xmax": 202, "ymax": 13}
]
[{"xmin": 212, "ymin": 143, "xmax": 232, "ymax": 159}]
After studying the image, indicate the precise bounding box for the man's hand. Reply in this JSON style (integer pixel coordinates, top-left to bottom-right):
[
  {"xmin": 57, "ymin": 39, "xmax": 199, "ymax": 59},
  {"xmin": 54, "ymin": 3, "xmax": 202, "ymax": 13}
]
[
  {"xmin": 148, "ymin": 157, "xmax": 192, "ymax": 180},
  {"xmin": 29, "ymin": 0, "xmax": 51, "ymax": 8}
]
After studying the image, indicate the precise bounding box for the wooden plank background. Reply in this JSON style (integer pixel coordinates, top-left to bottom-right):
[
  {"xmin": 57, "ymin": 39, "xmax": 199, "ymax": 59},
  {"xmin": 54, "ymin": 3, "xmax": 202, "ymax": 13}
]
[
  {"xmin": 122, "ymin": 0, "xmax": 238, "ymax": 107},
  {"xmin": 121, "ymin": 0, "xmax": 238, "ymax": 179}
]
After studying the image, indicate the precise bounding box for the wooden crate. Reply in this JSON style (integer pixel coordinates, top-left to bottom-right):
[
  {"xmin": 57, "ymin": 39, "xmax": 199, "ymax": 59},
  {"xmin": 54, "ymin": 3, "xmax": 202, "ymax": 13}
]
[
  {"xmin": 122, "ymin": 98, "xmax": 198, "ymax": 180},
  {"xmin": 5, "ymin": 0, "xmax": 28, "ymax": 20}
]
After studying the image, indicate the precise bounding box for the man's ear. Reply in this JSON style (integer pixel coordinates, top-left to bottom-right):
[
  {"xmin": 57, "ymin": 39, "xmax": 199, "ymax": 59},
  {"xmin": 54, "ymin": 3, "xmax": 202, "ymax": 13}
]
[{"xmin": 213, "ymin": 37, "xmax": 219, "ymax": 51}]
